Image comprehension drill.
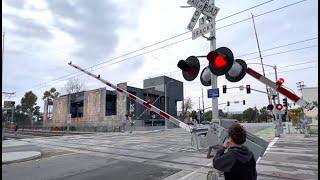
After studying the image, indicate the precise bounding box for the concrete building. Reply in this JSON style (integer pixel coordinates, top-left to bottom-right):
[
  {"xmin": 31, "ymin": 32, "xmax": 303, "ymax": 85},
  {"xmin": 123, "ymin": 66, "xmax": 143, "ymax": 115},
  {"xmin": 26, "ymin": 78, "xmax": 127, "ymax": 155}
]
[
  {"xmin": 301, "ymin": 87, "xmax": 318, "ymax": 126},
  {"xmin": 43, "ymin": 76, "xmax": 183, "ymax": 131}
]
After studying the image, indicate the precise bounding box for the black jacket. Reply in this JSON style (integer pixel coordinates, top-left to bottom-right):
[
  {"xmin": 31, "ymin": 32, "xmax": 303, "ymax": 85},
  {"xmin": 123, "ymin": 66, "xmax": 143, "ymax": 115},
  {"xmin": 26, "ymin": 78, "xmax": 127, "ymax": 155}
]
[{"xmin": 212, "ymin": 145, "xmax": 257, "ymax": 180}]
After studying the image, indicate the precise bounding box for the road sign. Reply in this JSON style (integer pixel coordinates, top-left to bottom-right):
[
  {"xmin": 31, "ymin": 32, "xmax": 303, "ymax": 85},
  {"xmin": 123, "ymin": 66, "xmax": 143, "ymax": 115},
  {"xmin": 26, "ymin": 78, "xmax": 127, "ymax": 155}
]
[
  {"xmin": 208, "ymin": 88, "xmax": 219, "ymax": 98},
  {"xmin": 187, "ymin": 9, "xmax": 202, "ymax": 31},
  {"xmin": 187, "ymin": 0, "xmax": 208, "ymax": 9},
  {"xmin": 187, "ymin": 0, "xmax": 219, "ymax": 18},
  {"xmin": 192, "ymin": 20, "xmax": 215, "ymax": 40}
]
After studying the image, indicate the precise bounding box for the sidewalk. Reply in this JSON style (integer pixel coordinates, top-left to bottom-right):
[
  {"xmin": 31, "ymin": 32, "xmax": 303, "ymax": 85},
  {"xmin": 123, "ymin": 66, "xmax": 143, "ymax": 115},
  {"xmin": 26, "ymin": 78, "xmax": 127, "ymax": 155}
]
[
  {"xmin": 257, "ymin": 133, "xmax": 318, "ymax": 179},
  {"xmin": 2, "ymin": 140, "xmax": 42, "ymax": 164},
  {"xmin": 2, "ymin": 151, "xmax": 41, "ymax": 164}
]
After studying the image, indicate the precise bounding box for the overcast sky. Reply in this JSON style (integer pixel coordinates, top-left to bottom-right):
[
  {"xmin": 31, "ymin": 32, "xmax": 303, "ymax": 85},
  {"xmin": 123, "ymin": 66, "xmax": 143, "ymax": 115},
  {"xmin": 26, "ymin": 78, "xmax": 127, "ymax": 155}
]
[{"xmin": 2, "ymin": 0, "xmax": 318, "ymax": 113}]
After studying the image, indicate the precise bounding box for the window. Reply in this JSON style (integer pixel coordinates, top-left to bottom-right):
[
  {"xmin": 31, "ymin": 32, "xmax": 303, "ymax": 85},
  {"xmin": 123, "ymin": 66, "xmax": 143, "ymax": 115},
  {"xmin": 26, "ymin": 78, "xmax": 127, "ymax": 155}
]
[
  {"xmin": 106, "ymin": 95, "xmax": 116, "ymax": 116},
  {"xmin": 70, "ymin": 92, "xmax": 84, "ymax": 118}
]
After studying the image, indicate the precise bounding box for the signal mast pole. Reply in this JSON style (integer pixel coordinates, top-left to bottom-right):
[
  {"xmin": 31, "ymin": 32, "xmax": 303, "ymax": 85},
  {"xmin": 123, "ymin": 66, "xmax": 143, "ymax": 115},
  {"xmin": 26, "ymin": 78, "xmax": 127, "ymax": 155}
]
[{"xmin": 210, "ymin": 0, "xmax": 219, "ymax": 122}]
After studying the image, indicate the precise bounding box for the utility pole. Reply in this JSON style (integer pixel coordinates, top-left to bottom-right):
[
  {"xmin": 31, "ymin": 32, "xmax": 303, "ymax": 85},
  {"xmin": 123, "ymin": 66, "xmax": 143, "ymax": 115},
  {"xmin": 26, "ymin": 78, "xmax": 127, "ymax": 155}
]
[
  {"xmin": 251, "ymin": 14, "xmax": 271, "ymax": 105},
  {"xmin": 273, "ymin": 66, "xmax": 280, "ymax": 104},
  {"xmin": 2, "ymin": 32, "xmax": 5, "ymax": 142},
  {"xmin": 210, "ymin": 0, "xmax": 219, "ymax": 123},
  {"xmin": 201, "ymin": 88, "xmax": 205, "ymax": 122},
  {"xmin": 296, "ymin": 81, "xmax": 305, "ymax": 93}
]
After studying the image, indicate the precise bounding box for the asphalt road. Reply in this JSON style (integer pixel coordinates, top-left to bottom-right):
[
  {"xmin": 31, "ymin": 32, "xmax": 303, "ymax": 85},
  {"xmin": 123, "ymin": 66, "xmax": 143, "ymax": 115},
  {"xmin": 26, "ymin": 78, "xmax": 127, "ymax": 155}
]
[
  {"xmin": 3, "ymin": 124, "xmax": 316, "ymax": 180},
  {"xmin": 2, "ymin": 129, "xmax": 213, "ymax": 180}
]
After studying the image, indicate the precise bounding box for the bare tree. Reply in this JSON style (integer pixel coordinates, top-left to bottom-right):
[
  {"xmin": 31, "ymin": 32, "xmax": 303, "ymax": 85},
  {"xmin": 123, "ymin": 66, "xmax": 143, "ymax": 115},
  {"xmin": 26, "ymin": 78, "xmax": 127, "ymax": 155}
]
[
  {"xmin": 63, "ymin": 78, "xmax": 86, "ymax": 94},
  {"xmin": 182, "ymin": 98, "xmax": 193, "ymax": 119}
]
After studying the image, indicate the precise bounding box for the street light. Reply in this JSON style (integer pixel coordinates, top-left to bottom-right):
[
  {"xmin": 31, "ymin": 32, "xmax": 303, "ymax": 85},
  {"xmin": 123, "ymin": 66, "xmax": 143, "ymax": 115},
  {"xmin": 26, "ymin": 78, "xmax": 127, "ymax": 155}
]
[{"xmin": 164, "ymin": 80, "xmax": 175, "ymax": 129}]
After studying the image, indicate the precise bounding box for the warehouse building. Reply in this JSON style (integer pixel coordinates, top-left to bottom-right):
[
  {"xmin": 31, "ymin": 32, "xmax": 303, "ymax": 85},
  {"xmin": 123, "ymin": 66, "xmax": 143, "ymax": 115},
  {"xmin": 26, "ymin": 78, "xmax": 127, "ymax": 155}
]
[{"xmin": 43, "ymin": 76, "xmax": 183, "ymax": 131}]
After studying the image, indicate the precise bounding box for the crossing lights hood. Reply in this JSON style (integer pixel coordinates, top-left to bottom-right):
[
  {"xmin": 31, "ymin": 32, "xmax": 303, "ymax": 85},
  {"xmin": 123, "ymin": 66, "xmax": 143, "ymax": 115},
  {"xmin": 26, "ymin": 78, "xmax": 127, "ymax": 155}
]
[
  {"xmin": 200, "ymin": 66, "xmax": 211, "ymax": 86},
  {"xmin": 177, "ymin": 56, "xmax": 200, "ymax": 81},
  {"xmin": 225, "ymin": 59, "xmax": 247, "ymax": 82}
]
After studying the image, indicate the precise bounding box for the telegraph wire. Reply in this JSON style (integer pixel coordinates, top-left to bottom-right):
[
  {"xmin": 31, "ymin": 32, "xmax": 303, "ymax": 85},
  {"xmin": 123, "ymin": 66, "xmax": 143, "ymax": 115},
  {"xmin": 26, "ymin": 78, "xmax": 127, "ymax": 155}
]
[
  {"xmin": 25, "ymin": 0, "xmax": 311, "ymax": 92},
  {"xmin": 245, "ymin": 45, "xmax": 318, "ymax": 61},
  {"xmin": 236, "ymin": 37, "xmax": 318, "ymax": 58}
]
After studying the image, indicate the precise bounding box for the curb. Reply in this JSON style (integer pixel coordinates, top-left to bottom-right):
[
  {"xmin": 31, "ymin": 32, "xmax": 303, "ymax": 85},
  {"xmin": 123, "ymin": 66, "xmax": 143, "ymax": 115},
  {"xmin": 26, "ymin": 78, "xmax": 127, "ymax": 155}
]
[{"xmin": 2, "ymin": 151, "xmax": 42, "ymax": 164}]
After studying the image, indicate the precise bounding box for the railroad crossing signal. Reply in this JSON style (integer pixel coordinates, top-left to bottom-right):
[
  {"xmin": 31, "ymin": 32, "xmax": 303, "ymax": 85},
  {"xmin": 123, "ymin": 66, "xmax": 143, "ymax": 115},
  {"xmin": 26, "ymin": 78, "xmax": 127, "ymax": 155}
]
[
  {"xmin": 276, "ymin": 78, "xmax": 285, "ymax": 85},
  {"xmin": 267, "ymin": 104, "xmax": 274, "ymax": 111},
  {"xmin": 177, "ymin": 56, "xmax": 200, "ymax": 81},
  {"xmin": 207, "ymin": 47, "xmax": 247, "ymax": 82},
  {"xmin": 276, "ymin": 104, "xmax": 283, "ymax": 110}
]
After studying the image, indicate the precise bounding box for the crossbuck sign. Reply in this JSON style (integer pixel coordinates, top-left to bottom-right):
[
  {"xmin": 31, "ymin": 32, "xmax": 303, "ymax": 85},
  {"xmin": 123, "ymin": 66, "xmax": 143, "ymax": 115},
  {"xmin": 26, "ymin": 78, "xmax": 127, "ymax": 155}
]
[{"xmin": 186, "ymin": 0, "xmax": 219, "ymax": 40}]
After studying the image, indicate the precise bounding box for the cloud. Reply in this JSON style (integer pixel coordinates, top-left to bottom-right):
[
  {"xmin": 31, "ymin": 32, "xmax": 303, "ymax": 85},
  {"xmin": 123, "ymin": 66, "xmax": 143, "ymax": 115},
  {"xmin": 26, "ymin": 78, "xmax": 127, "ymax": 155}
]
[
  {"xmin": 5, "ymin": 0, "xmax": 25, "ymax": 9},
  {"xmin": 46, "ymin": 0, "xmax": 123, "ymax": 62},
  {"xmin": 3, "ymin": 14, "xmax": 53, "ymax": 40}
]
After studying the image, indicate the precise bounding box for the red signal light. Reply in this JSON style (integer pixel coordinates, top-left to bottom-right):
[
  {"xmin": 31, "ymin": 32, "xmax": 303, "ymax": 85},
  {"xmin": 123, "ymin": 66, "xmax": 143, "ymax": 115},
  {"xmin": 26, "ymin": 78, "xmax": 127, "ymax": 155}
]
[
  {"xmin": 207, "ymin": 47, "xmax": 234, "ymax": 76},
  {"xmin": 275, "ymin": 104, "xmax": 283, "ymax": 110},
  {"xmin": 276, "ymin": 78, "xmax": 285, "ymax": 85},
  {"xmin": 213, "ymin": 55, "xmax": 227, "ymax": 69}
]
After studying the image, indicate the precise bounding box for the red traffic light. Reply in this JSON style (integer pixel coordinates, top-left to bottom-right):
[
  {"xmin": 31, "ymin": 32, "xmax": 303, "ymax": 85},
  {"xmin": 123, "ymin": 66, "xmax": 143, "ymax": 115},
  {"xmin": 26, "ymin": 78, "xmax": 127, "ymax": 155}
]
[
  {"xmin": 207, "ymin": 47, "xmax": 234, "ymax": 76},
  {"xmin": 275, "ymin": 104, "xmax": 283, "ymax": 110}
]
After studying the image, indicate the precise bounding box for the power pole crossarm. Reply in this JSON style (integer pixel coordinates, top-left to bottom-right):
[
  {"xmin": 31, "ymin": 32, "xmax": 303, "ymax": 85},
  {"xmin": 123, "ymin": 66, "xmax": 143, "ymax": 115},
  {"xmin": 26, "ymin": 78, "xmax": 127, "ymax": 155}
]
[{"xmin": 68, "ymin": 62, "xmax": 193, "ymax": 133}]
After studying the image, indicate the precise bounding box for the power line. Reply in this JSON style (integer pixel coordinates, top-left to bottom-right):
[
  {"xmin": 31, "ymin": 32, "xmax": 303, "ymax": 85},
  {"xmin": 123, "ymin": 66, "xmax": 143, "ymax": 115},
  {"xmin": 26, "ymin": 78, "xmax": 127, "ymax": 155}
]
[
  {"xmin": 246, "ymin": 45, "xmax": 318, "ymax": 61},
  {"xmin": 267, "ymin": 66, "xmax": 318, "ymax": 74},
  {"xmin": 26, "ymin": 0, "xmax": 281, "ymax": 91},
  {"xmin": 264, "ymin": 60, "xmax": 317, "ymax": 72},
  {"xmin": 236, "ymin": 37, "xmax": 318, "ymax": 58},
  {"xmin": 25, "ymin": 0, "xmax": 311, "ymax": 92}
]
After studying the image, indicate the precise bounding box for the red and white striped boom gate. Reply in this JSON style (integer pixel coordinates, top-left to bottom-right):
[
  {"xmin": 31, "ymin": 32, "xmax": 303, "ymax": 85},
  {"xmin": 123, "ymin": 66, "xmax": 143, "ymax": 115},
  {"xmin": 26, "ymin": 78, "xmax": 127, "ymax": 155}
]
[
  {"xmin": 68, "ymin": 62, "xmax": 194, "ymax": 133},
  {"xmin": 246, "ymin": 67, "xmax": 314, "ymax": 111}
]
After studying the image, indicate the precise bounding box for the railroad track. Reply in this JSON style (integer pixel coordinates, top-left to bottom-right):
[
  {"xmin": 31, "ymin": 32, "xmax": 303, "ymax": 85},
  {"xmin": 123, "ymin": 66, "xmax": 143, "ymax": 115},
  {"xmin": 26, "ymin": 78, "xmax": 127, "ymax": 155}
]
[{"xmin": 4, "ymin": 129, "xmax": 94, "ymax": 137}]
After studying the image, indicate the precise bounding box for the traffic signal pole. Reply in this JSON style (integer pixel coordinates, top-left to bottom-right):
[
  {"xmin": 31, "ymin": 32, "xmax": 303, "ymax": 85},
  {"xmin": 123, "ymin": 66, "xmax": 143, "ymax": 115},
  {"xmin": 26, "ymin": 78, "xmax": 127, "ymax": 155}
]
[{"xmin": 210, "ymin": 0, "xmax": 219, "ymax": 123}]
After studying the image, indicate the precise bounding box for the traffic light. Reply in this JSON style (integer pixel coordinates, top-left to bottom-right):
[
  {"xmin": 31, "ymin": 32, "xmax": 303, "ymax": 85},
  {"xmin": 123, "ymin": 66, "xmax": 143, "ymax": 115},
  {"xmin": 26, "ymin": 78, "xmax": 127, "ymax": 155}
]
[
  {"xmin": 246, "ymin": 85, "xmax": 251, "ymax": 94},
  {"xmin": 200, "ymin": 66, "xmax": 211, "ymax": 86},
  {"xmin": 227, "ymin": 101, "xmax": 230, "ymax": 106},
  {"xmin": 222, "ymin": 85, "xmax": 227, "ymax": 93},
  {"xmin": 206, "ymin": 47, "xmax": 247, "ymax": 82},
  {"xmin": 177, "ymin": 56, "xmax": 200, "ymax": 81},
  {"xmin": 275, "ymin": 103, "xmax": 283, "ymax": 110},
  {"xmin": 243, "ymin": 100, "xmax": 245, "ymax": 105},
  {"xmin": 283, "ymin": 98, "xmax": 288, "ymax": 108},
  {"xmin": 267, "ymin": 104, "xmax": 274, "ymax": 111}
]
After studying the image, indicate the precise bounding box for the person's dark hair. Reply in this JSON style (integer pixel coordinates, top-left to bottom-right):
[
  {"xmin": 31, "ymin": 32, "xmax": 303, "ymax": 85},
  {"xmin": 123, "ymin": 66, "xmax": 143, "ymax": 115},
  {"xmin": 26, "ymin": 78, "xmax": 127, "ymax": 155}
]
[{"xmin": 227, "ymin": 123, "xmax": 246, "ymax": 145}]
